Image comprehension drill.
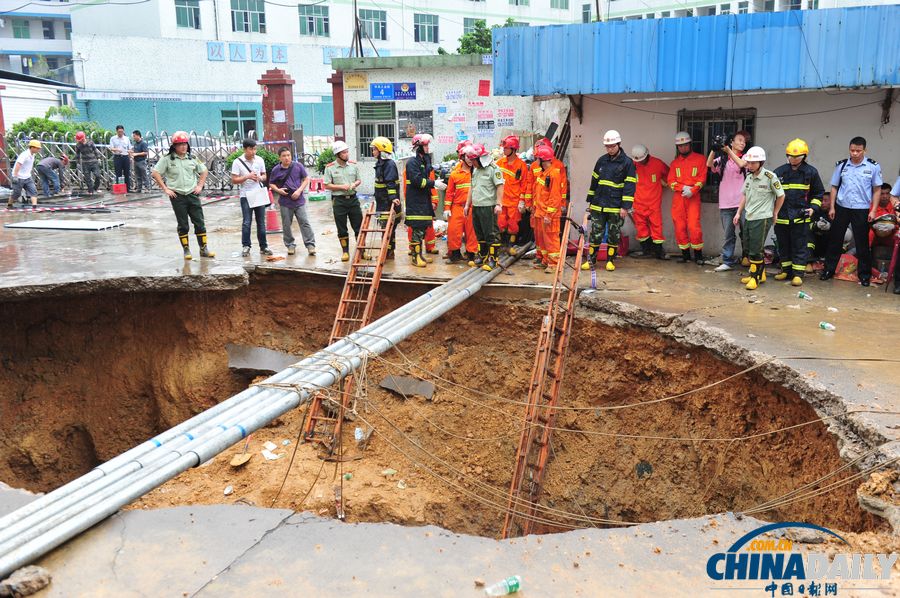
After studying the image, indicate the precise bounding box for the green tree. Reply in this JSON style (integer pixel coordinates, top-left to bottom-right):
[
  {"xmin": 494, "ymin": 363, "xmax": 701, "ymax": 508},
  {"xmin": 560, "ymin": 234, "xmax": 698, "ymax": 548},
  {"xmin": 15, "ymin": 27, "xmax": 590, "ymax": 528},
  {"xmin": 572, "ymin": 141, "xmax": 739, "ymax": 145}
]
[
  {"xmin": 225, "ymin": 147, "xmax": 280, "ymax": 175},
  {"xmin": 457, "ymin": 18, "xmax": 519, "ymax": 55},
  {"xmin": 315, "ymin": 148, "xmax": 335, "ymax": 174},
  {"xmin": 8, "ymin": 107, "xmax": 109, "ymax": 139}
]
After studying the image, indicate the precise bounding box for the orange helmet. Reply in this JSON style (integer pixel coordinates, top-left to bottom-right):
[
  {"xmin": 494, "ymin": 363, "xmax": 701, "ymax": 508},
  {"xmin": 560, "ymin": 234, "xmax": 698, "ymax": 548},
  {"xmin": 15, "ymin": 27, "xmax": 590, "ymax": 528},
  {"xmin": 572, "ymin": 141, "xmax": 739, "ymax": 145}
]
[
  {"xmin": 535, "ymin": 145, "xmax": 555, "ymax": 162},
  {"xmin": 501, "ymin": 135, "xmax": 520, "ymax": 150}
]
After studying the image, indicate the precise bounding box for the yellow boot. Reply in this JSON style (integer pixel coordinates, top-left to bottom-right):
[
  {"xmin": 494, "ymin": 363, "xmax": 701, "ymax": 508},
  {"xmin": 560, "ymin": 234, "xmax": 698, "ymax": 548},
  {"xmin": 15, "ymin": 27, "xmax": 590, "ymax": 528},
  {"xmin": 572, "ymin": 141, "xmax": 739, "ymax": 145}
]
[
  {"xmin": 791, "ymin": 276, "xmax": 803, "ymax": 287},
  {"xmin": 508, "ymin": 234, "xmax": 518, "ymax": 256},
  {"xmin": 179, "ymin": 234, "xmax": 192, "ymax": 261},
  {"xmin": 741, "ymin": 256, "xmax": 750, "ymax": 267},
  {"xmin": 482, "ymin": 244, "xmax": 499, "ymax": 272},
  {"xmin": 339, "ymin": 236, "xmax": 350, "ymax": 262},
  {"xmin": 605, "ymin": 246, "xmax": 616, "ymax": 272},
  {"xmin": 197, "ymin": 233, "xmax": 215, "ymax": 258},
  {"xmin": 745, "ymin": 276, "xmax": 758, "ymax": 290},
  {"xmin": 410, "ymin": 242, "xmax": 426, "ymax": 268},
  {"xmin": 774, "ymin": 271, "xmax": 789, "ymax": 281},
  {"xmin": 581, "ymin": 244, "xmax": 598, "ymax": 271},
  {"xmin": 743, "ymin": 262, "xmax": 758, "ymax": 288}
]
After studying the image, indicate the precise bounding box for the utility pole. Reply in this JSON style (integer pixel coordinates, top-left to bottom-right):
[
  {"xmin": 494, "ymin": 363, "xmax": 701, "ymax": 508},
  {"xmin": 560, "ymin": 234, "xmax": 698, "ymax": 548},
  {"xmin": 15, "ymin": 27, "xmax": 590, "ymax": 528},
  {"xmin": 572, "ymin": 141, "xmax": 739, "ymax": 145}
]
[{"xmin": 350, "ymin": 0, "xmax": 364, "ymax": 57}]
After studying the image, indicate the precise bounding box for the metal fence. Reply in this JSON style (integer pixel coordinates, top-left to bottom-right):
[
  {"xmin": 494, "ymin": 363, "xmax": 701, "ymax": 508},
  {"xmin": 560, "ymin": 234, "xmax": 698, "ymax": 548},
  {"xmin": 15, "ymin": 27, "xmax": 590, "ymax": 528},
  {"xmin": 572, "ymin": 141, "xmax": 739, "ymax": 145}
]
[{"xmin": 1, "ymin": 130, "xmax": 325, "ymax": 195}]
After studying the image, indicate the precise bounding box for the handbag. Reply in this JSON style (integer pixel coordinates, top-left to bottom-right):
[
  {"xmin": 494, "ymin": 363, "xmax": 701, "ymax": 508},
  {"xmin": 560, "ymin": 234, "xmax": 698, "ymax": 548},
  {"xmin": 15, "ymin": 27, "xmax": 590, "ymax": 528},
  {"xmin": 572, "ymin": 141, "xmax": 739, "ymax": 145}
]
[{"xmin": 238, "ymin": 158, "xmax": 270, "ymax": 208}]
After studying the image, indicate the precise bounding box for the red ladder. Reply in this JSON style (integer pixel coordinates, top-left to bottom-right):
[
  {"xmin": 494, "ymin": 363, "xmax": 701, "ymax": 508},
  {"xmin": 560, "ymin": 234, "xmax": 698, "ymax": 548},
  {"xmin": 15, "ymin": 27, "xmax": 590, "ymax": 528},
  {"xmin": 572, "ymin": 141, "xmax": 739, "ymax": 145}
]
[
  {"xmin": 303, "ymin": 201, "xmax": 397, "ymax": 451},
  {"xmin": 501, "ymin": 210, "xmax": 588, "ymax": 539}
]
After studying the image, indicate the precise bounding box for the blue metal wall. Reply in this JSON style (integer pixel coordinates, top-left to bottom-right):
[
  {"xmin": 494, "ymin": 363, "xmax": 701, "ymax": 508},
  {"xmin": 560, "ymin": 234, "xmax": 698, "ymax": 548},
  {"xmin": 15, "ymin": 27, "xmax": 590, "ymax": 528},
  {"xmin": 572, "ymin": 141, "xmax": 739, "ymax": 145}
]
[{"xmin": 493, "ymin": 5, "xmax": 900, "ymax": 96}]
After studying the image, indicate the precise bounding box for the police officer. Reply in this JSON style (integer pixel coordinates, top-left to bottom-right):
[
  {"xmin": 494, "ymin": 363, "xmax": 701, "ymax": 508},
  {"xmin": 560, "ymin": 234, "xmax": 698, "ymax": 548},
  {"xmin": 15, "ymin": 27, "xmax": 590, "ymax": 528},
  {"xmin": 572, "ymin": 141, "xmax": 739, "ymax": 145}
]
[
  {"xmin": 820, "ymin": 136, "xmax": 883, "ymax": 287},
  {"xmin": 324, "ymin": 140, "xmax": 363, "ymax": 262},
  {"xmin": 582, "ymin": 130, "xmax": 636, "ymax": 273},
  {"xmin": 404, "ymin": 133, "xmax": 446, "ymax": 268},
  {"xmin": 772, "ymin": 139, "xmax": 825, "ymax": 287},
  {"xmin": 733, "ymin": 146, "xmax": 784, "ymax": 290},
  {"xmin": 370, "ymin": 136, "xmax": 400, "ymax": 259}
]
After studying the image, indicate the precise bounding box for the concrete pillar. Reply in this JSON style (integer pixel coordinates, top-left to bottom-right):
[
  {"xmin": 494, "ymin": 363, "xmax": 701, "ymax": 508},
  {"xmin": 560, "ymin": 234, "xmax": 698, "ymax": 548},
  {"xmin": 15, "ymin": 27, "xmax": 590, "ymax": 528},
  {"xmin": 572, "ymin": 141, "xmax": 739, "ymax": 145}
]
[
  {"xmin": 328, "ymin": 70, "xmax": 345, "ymax": 141},
  {"xmin": 257, "ymin": 69, "xmax": 295, "ymax": 142}
]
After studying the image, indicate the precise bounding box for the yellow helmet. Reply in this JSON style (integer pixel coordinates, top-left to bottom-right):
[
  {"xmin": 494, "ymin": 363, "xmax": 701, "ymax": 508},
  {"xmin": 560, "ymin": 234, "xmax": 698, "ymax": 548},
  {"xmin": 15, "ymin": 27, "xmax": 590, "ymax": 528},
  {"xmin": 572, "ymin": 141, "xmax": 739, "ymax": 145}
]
[
  {"xmin": 786, "ymin": 138, "xmax": 809, "ymax": 157},
  {"xmin": 370, "ymin": 136, "xmax": 393, "ymax": 154}
]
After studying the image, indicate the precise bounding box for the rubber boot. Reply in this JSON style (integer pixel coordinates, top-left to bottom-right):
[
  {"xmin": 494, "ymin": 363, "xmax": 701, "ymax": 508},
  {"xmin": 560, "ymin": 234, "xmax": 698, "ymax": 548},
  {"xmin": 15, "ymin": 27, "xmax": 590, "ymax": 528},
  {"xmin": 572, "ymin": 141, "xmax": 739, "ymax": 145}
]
[
  {"xmin": 745, "ymin": 262, "xmax": 759, "ymax": 290},
  {"xmin": 605, "ymin": 246, "xmax": 617, "ymax": 272},
  {"xmin": 483, "ymin": 244, "xmax": 499, "ymax": 272},
  {"xmin": 500, "ymin": 232, "xmax": 509, "ymax": 255},
  {"xmin": 179, "ymin": 234, "xmax": 192, "ymax": 260},
  {"xmin": 410, "ymin": 242, "xmax": 426, "ymax": 268},
  {"xmin": 678, "ymin": 249, "xmax": 692, "ymax": 263},
  {"xmin": 448, "ymin": 249, "xmax": 463, "ymax": 263},
  {"xmin": 655, "ymin": 243, "xmax": 670, "ymax": 260},
  {"xmin": 635, "ymin": 239, "xmax": 654, "ymax": 258},
  {"xmin": 386, "ymin": 242, "xmax": 395, "ymax": 260},
  {"xmin": 197, "ymin": 233, "xmax": 215, "ymax": 258},
  {"xmin": 469, "ymin": 244, "xmax": 483, "ymax": 268},
  {"xmin": 581, "ymin": 244, "xmax": 599, "ymax": 271},
  {"xmin": 693, "ymin": 249, "xmax": 705, "ymax": 265},
  {"xmin": 774, "ymin": 263, "xmax": 790, "ymax": 281},
  {"xmin": 741, "ymin": 256, "xmax": 751, "ymax": 267},
  {"xmin": 805, "ymin": 263, "xmax": 814, "ymax": 274},
  {"xmin": 508, "ymin": 234, "xmax": 518, "ymax": 256},
  {"xmin": 791, "ymin": 275, "xmax": 803, "ymax": 287},
  {"xmin": 339, "ymin": 236, "xmax": 350, "ymax": 262}
]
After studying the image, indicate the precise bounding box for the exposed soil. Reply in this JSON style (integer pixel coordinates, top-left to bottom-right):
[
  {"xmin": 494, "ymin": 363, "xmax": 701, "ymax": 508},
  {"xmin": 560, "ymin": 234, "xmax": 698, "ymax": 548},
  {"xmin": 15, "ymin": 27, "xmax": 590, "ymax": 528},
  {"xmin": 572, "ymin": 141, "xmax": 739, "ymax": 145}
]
[{"xmin": 0, "ymin": 272, "xmax": 885, "ymax": 539}]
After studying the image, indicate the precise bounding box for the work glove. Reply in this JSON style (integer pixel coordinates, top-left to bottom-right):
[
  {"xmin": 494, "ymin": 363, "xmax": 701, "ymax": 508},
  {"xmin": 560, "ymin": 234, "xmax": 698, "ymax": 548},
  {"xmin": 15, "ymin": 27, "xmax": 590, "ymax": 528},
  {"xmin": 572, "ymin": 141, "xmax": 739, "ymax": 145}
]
[
  {"xmin": 518, "ymin": 200, "xmax": 526, "ymax": 214},
  {"xmin": 434, "ymin": 180, "xmax": 447, "ymax": 191},
  {"xmin": 681, "ymin": 187, "xmax": 693, "ymax": 198},
  {"xmin": 443, "ymin": 210, "xmax": 451, "ymax": 220}
]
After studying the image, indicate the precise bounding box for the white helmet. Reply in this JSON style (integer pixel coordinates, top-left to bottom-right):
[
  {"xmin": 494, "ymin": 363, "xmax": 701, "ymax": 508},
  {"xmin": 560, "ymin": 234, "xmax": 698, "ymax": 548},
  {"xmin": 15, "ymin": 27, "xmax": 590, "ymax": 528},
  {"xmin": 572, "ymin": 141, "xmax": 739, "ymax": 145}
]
[
  {"xmin": 603, "ymin": 130, "xmax": 622, "ymax": 145},
  {"xmin": 744, "ymin": 146, "xmax": 766, "ymax": 162},
  {"xmin": 631, "ymin": 144, "xmax": 649, "ymax": 162},
  {"xmin": 332, "ymin": 140, "xmax": 350, "ymax": 155},
  {"xmin": 674, "ymin": 131, "xmax": 692, "ymax": 145}
]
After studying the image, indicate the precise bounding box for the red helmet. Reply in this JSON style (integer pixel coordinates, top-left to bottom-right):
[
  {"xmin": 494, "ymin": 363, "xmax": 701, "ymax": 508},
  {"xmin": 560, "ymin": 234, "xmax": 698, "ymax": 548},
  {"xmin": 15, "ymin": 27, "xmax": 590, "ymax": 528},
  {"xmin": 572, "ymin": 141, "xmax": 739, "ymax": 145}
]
[
  {"xmin": 534, "ymin": 137, "xmax": 551, "ymax": 148},
  {"xmin": 171, "ymin": 131, "xmax": 190, "ymax": 144},
  {"xmin": 75, "ymin": 131, "xmax": 86, "ymax": 142},
  {"xmin": 501, "ymin": 135, "xmax": 520, "ymax": 150},
  {"xmin": 464, "ymin": 143, "xmax": 488, "ymax": 159},
  {"xmin": 456, "ymin": 139, "xmax": 472, "ymax": 157},
  {"xmin": 411, "ymin": 133, "xmax": 433, "ymax": 148},
  {"xmin": 535, "ymin": 145, "xmax": 555, "ymax": 162}
]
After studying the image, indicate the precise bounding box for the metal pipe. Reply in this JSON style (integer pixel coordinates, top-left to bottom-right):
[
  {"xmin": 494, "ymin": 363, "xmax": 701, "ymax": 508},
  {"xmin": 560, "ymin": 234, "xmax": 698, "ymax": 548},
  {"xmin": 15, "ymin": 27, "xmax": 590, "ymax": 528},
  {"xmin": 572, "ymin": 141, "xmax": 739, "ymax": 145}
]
[
  {"xmin": 0, "ymin": 267, "xmax": 485, "ymax": 542},
  {"xmin": 0, "ymin": 255, "xmax": 527, "ymax": 573}
]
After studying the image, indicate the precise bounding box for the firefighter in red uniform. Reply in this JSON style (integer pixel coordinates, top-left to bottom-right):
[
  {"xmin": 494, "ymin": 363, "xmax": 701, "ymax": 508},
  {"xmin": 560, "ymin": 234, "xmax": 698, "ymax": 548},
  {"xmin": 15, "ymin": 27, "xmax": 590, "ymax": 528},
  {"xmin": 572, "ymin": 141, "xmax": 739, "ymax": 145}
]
[
  {"xmin": 631, "ymin": 143, "xmax": 669, "ymax": 260},
  {"xmin": 443, "ymin": 140, "xmax": 478, "ymax": 263},
  {"xmin": 496, "ymin": 136, "xmax": 528, "ymax": 255},
  {"xmin": 667, "ymin": 131, "xmax": 708, "ymax": 264}
]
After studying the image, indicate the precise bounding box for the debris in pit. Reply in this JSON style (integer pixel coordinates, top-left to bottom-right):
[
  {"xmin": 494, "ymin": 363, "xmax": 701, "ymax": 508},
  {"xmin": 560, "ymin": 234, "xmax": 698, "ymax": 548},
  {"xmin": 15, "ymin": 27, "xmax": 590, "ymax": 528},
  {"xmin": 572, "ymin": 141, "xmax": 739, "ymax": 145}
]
[
  {"xmin": 474, "ymin": 578, "xmax": 486, "ymax": 588},
  {"xmin": 226, "ymin": 344, "xmax": 300, "ymax": 375},
  {"xmin": 635, "ymin": 460, "xmax": 653, "ymax": 480},
  {"xmin": 0, "ymin": 566, "xmax": 52, "ymax": 597},
  {"xmin": 379, "ymin": 374, "xmax": 435, "ymax": 400},
  {"xmin": 381, "ymin": 468, "xmax": 397, "ymax": 476},
  {"xmin": 230, "ymin": 435, "xmax": 253, "ymax": 468},
  {"xmin": 223, "ymin": 485, "xmax": 234, "ymax": 496}
]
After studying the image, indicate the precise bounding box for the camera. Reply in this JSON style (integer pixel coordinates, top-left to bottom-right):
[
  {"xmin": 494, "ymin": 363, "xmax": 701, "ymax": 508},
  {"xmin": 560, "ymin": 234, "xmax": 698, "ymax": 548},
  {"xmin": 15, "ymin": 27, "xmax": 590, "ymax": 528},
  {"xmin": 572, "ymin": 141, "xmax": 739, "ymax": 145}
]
[{"xmin": 712, "ymin": 133, "xmax": 733, "ymax": 151}]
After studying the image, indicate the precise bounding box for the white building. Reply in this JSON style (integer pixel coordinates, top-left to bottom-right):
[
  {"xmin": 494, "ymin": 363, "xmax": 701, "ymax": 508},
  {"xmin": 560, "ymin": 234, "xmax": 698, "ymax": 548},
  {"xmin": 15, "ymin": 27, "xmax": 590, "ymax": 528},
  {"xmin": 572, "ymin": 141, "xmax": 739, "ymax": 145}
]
[
  {"xmin": 596, "ymin": 0, "xmax": 889, "ymax": 20},
  {"xmin": 0, "ymin": 0, "xmax": 74, "ymax": 85},
  {"xmin": 67, "ymin": 0, "xmax": 581, "ymax": 137}
]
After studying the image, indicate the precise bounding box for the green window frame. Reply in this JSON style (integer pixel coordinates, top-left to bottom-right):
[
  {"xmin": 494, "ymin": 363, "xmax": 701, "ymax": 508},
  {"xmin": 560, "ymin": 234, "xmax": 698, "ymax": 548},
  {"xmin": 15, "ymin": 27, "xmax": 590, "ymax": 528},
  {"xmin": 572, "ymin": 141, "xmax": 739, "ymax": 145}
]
[
  {"xmin": 463, "ymin": 17, "xmax": 484, "ymax": 35},
  {"xmin": 231, "ymin": 0, "xmax": 266, "ymax": 33},
  {"xmin": 413, "ymin": 13, "xmax": 438, "ymax": 43},
  {"xmin": 299, "ymin": 4, "xmax": 329, "ymax": 36},
  {"xmin": 175, "ymin": 0, "xmax": 201, "ymax": 29},
  {"xmin": 359, "ymin": 9, "xmax": 386, "ymax": 41},
  {"xmin": 13, "ymin": 20, "xmax": 30, "ymax": 39}
]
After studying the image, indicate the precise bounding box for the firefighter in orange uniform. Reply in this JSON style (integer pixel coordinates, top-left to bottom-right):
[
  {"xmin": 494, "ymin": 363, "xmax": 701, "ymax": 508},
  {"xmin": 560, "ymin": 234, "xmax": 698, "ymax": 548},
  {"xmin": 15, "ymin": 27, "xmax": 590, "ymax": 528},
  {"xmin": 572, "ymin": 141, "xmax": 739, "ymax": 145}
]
[
  {"xmin": 667, "ymin": 131, "xmax": 708, "ymax": 264},
  {"xmin": 532, "ymin": 144, "xmax": 565, "ymax": 273},
  {"xmin": 496, "ymin": 135, "xmax": 528, "ymax": 255},
  {"xmin": 443, "ymin": 140, "xmax": 478, "ymax": 263},
  {"xmin": 631, "ymin": 144, "xmax": 670, "ymax": 260}
]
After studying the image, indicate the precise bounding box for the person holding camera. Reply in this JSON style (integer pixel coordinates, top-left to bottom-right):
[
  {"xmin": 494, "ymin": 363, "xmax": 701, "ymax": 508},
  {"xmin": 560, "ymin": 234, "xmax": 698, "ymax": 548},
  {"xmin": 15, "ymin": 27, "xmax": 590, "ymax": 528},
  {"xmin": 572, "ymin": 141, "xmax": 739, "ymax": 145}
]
[
  {"xmin": 707, "ymin": 131, "xmax": 749, "ymax": 271},
  {"xmin": 668, "ymin": 131, "xmax": 708, "ymax": 264}
]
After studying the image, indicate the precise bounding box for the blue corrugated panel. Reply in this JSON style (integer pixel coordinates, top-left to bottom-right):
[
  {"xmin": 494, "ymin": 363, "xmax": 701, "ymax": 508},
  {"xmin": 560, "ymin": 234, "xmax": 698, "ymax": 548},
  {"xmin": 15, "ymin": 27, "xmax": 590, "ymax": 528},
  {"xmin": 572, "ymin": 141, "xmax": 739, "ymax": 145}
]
[{"xmin": 493, "ymin": 5, "xmax": 900, "ymax": 96}]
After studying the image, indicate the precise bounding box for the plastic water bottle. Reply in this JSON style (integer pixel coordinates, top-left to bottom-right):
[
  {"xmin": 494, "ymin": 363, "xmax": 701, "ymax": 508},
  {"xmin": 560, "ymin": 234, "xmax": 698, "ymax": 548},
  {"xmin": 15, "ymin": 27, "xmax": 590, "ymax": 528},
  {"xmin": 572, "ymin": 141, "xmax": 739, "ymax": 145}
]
[
  {"xmin": 819, "ymin": 321, "xmax": 836, "ymax": 331},
  {"xmin": 354, "ymin": 427, "xmax": 365, "ymax": 446},
  {"xmin": 798, "ymin": 291, "xmax": 813, "ymax": 301},
  {"xmin": 484, "ymin": 575, "xmax": 522, "ymax": 596}
]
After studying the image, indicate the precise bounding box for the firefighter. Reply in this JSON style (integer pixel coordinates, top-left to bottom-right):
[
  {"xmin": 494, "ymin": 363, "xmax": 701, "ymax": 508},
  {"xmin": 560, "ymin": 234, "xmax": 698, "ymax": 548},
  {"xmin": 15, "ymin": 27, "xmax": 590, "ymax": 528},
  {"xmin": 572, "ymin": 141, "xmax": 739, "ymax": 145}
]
[
  {"xmin": 631, "ymin": 143, "xmax": 669, "ymax": 260},
  {"xmin": 582, "ymin": 130, "xmax": 636, "ymax": 273},
  {"xmin": 733, "ymin": 146, "xmax": 785, "ymax": 290},
  {"xmin": 463, "ymin": 143, "xmax": 504, "ymax": 271},
  {"xmin": 667, "ymin": 131, "xmax": 708, "ymax": 264},
  {"xmin": 532, "ymin": 144, "xmax": 565, "ymax": 273},
  {"xmin": 404, "ymin": 133, "xmax": 446, "ymax": 267},
  {"xmin": 772, "ymin": 138, "xmax": 825, "ymax": 287},
  {"xmin": 496, "ymin": 136, "xmax": 528, "ymax": 255},
  {"xmin": 370, "ymin": 136, "xmax": 400, "ymax": 259},
  {"xmin": 443, "ymin": 140, "xmax": 478, "ymax": 263}
]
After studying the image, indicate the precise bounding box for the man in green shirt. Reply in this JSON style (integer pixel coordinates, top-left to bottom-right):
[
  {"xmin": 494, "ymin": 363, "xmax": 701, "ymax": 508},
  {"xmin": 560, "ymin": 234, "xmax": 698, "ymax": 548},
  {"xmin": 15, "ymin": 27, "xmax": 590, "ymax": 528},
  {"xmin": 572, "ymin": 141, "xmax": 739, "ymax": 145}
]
[
  {"xmin": 463, "ymin": 143, "xmax": 504, "ymax": 271},
  {"xmin": 323, "ymin": 140, "xmax": 362, "ymax": 261},
  {"xmin": 733, "ymin": 146, "xmax": 784, "ymax": 290},
  {"xmin": 152, "ymin": 130, "xmax": 213, "ymax": 260}
]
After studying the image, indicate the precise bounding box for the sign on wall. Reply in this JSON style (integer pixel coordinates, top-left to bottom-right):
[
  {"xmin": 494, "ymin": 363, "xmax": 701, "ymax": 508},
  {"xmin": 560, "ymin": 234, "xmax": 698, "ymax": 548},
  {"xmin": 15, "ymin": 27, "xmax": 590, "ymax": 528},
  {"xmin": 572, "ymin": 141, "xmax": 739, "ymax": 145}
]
[
  {"xmin": 369, "ymin": 83, "xmax": 417, "ymax": 101},
  {"xmin": 206, "ymin": 42, "xmax": 287, "ymax": 64},
  {"xmin": 399, "ymin": 110, "xmax": 434, "ymax": 139},
  {"xmin": 345, "ymin": 72, "xmax": 368, "ymax": 90}
]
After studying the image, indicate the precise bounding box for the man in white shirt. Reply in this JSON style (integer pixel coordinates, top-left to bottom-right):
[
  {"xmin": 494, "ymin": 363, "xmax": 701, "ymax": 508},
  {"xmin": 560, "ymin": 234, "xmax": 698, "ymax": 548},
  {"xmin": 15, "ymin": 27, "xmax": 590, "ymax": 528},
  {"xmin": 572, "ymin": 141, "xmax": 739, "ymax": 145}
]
[
  {"xmin": 230, "ymin": 139, "xmax": 271, "ymax": 256},
  {"xmin": 8, "ymin": 140, "xmax": 41, "ymax": 208},
  {"xmin": 109, "ymin": 125, "xmax": 132, "ymax": 192}
]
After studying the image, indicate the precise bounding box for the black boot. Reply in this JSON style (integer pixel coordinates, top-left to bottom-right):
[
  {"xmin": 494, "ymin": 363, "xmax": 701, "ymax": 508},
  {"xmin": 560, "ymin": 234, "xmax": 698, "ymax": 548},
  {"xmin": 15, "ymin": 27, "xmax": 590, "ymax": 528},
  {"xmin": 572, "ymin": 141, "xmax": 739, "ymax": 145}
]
[
  {"xmin": 655, "ymin": 243, "xmax": 670, "ymax": 260},
  {"xmin": 693, "ymin": 249, "xmax": 705, "ymax": 265},
  {"xmin": 448, "ymin": 249, "xmax": 463, "ymax": 263},
  {"xmin": 893, "ymin": 283, "xmax": 900, "ymax": 295},
  {"xmin": 678, "ymin": 249, "xmax": 692, "ymax": 263},
  {"xmin": 634, "ymin": 239, "xmax": 654, "ymax": 258}
]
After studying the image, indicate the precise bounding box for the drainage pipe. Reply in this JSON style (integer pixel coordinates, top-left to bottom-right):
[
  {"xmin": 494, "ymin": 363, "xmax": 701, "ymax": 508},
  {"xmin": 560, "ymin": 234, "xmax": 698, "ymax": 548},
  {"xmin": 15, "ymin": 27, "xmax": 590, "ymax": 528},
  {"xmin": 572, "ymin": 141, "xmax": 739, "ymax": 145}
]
[{"xmin": 0, "ymin": 250, "xmax": 529, "ymax": 577}]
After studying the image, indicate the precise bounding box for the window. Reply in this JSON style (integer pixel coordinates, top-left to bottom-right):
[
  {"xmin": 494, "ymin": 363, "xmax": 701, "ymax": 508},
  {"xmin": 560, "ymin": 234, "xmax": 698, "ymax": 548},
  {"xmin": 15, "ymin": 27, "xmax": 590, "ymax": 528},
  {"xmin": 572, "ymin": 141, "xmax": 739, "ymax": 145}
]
[
  {"xmin": 175, "ymin": 0, "xmax": 201, "ymax": 29},
  {"xmin": 509, "ymin": 20, "xmax": 529, "ymax": 26},
  {"xmin": 582, "ymin": 3, "xmax": 591, "ymax": 23},
  {"xmin": 42, "ymin": 20, "xmax": 55, "ymax": 39},
  {"xmin": 808, "ymin": 0, "xmax": 818, "ymax": 8},
  {"xmin": 221, "ymin": 110, "xmax": 258, "ymax": 137},
  {"xmin": 359, "ymin": 9, "xmax": 386, "ymax": 41},
  {"xmin": 677, "ymin": 107, "xmax": 756, "ymax": 201},
  {"xmin": 298, "ymin": 4, "xmax": 329, "ymax": 36},
  {"xmin": 646, "ymin": 13, "xmax": 655, "ymax": 19},
  {"xmin": 785, "ymin": 0, "xmax": 801, "ymax": 9},
  {"xmin": 46, "ymin": 57, "xmax": 59, "ymax": 71},
  {"xmin": 701, "ymin": 6, "xmax": 715, "ymax": 15},
  {"xmin": 231, "ymin": 0, "xmax": 266, "ymax": 33},
  {"xmin": 356, "ymin": 102, "xmax": 395, "ymax": 158},
  {"xmin": 720, "ymin": 3, "xmax": 730, "ymax": 14},
  {"xmin": 463, "ymin": 17, "xmax": 484, "ymax": 34},
  {"xmin": 509, "ymin": 0, "xmax": 529, "ymax": 5},
  {"xmin": 13, "ymin": 20, "xmax": 30, "ymax": 39},
  {"xmin": 64, "ymin": 21, "xmax": 71, "ymax": 40},
  {"xmin": 763, "ymin": 0, "xmax": 775, "ymax": 10},
  {"xmin": 413, "ymin": 13, "xmax": 438, "ymax": 43},
  {"xmin": 737, "ymin": 1, "xmax": 748, "ymax": 13},
  {"xmin": 551, "ymin": 0, "xmax": 568, "ymax": 8},
  {"xmin": 624, "ymin": 15, "xmax": 641, "ymax": 20},
  {"xmin": 660, "ymin": 10, "xmax": 670, "ymax": 17}
]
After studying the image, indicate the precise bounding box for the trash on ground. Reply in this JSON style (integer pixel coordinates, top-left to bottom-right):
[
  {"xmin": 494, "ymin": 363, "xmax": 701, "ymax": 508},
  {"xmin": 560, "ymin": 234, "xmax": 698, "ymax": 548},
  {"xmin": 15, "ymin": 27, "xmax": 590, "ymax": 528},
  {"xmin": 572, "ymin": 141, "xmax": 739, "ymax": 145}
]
[
  {"xmin": 827, "ymin": 306, "xmax": 839, "ymax": 312},
  {"xmin": 381, "ymin": 468, "xmax": 397, "ymax": 476},
  {"xmin": 397, "ymin": 480, "xmax": 407, "ymax": 489},
  {"xmin": 343, "ymin": 473, "xmax": 352, "ymax": 481},
  {"xmin": 786, "ymin": 304, "xmax": 801, "ymax": 309},
  {"xmin": 281, "ymin": 439, "xmax": 291, "ymax": 446},
  {"xmin": 818, "ymin": 322, "xmax": 836, "ymax": 331},
  {"xmin": 484, "ymin": 574, "xmax": 522, "ymax": 596},
  {"xmin": 798, "ymin": 291, "xmax": 813, "ymax": 301},
  {"xmin": 263, "ymin": 441, "xmax": 278, "ymax": 451},
  {"xmin": 223, "ymin": 485, "xmax": 234, "ymax": 496},
  {"xmin": 379, "ymin": 374, "xmax": 435, "ymax": 400},
  {"xmin": 0, "ymin": 565, "xmax": 52, "ymax": 597},
  {"xmin": 261, "ymin": 449, "xmax": 282, "ymax": 460}
]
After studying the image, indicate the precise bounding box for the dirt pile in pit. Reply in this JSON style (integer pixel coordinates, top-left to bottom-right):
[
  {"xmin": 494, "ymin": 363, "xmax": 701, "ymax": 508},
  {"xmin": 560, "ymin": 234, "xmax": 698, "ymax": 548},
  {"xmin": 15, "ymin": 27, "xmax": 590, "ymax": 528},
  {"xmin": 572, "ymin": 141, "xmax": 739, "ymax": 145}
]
[{"xmin": 100, "ymin": 290, "xmax": 881, "ymax": 538}]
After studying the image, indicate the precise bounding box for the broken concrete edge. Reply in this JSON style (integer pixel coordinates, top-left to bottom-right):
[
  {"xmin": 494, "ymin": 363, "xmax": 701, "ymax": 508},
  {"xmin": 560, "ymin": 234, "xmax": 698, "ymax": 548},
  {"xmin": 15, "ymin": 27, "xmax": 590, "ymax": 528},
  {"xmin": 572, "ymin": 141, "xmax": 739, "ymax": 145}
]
[
  {"xmin": 576, "ymin": 293, "xmax": 900, "ymax": 469},
  {"xmin": 0, "ymin": 269, "xmax": 250, "ymax": 303}
]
